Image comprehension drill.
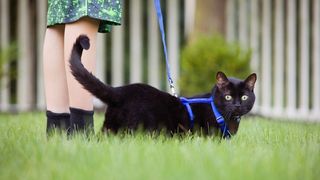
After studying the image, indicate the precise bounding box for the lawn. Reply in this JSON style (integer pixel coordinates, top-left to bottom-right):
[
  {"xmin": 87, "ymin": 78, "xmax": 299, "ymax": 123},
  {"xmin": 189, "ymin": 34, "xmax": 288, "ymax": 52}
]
[{"xmin": 0, "ymin": 112, "xmax": 319, "ymax": 180}]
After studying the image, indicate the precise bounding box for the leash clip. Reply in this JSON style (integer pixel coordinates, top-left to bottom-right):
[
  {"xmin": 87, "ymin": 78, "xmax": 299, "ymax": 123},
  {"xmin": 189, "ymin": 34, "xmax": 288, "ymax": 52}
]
[
  {"xmin": 168, "ymin": 78, "xmax": 177, "ymax": 97},
  {"xmin": 170, "ymin": 84, "xmax": 177, "ymax": 97}
]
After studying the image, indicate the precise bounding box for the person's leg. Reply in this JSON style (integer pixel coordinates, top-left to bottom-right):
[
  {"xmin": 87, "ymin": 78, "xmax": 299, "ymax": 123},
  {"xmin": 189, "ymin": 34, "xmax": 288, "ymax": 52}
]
[
  {"xmin": 64, "ymin": 17, "xmax": 99, "ymax": 134},
  {"xmin": 43, "ymin": 25, "xmax": 70, "ymax": 134}
]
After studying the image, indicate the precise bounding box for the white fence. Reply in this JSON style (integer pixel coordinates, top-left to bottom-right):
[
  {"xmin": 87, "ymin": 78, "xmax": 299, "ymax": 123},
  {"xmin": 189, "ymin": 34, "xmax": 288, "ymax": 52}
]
[
  {"xmin": 226, "ymin": 0, "xmax": 320, "ymax": 121},
  {"xmin": 0, "ymin": 0, "xmax": 184, "ymax": 111},
  {"xmin": 1, "ymin": 0, "xmax": 319, "ymax": 121}
]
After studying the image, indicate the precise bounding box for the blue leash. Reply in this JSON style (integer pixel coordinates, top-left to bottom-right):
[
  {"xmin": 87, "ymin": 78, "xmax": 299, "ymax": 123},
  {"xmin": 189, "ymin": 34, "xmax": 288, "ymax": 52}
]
[
  {"xmin": 154, "ymin": 0, "xmax": 177, "ymax": 97},
  {"xmin": 154, "ymin": 0, "xmax": 231, "ymax": 139}
]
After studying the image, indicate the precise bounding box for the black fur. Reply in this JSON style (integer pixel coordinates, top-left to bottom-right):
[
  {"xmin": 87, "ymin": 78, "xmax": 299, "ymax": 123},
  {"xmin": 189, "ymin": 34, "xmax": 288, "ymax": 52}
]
[{"xmin": 69, "ymin": 35, "xmax": 257, "ymax": 136}]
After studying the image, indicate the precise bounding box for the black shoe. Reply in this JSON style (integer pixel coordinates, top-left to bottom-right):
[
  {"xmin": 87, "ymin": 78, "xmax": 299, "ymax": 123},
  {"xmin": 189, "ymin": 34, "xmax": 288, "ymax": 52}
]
[
  {"xmin": 69, "ymin": 107, "xmax": 94, "ymax": 136},
  {"xmin": 46, "ymin": 111, "xmax": 71, "ymax": 136}
]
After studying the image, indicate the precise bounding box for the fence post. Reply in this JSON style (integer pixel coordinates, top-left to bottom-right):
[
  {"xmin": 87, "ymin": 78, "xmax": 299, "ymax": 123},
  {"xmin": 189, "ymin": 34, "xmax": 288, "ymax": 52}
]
[
  {"xmin": 17, "ymin": 0, "xmax": 34, "ymax": 111},
  {"xmin": 184, "ymin": 0, "xmax": 196, "ymax": 38},
  {"xmin": 239, "ymin": 0, "xmax": 248, "ymax": 45},
  {"xmin": 130, "ymin": 0, "xmax": 143, "ymax": 83},
  {"xmin": 94, "ymin": 33, "xmax": 106, "ymax": 107},
  {"xmin": 226, "ymin": 0, "xmax": 236, "ymax": 42},
  {"xmin": 286, "ymin": 0, "xmax": 297, "ymax": 117},
  {"xmin": 111, "ymin": 27, "xmax": 124, "ymax": 86},
  {"xmin": 148, "ymin": 0, "xmax": 160, "ymax": 89},
  {"xmin": 249, "ymin": 0, "xmax": 260, "ymax": 113},
  {"xmin": 112, "ymin": 1, "xmax": 125, "ymax": 87},
  {"xmin": 167, "ymin": 0, "xmax": 180, "ymax": 93},
  {"xmin": 0, "ymin": 0, "xmax": 10, "ymax": 111},
  {"xmin": 273, "ymin": 0, "xmax": 284, "ymax": 116},
  {"xmin": 261, "ymin": 0, "xmax": 272, "ymax": 115},
  {"xmin": 96, "ymin": 34, "xmax": 106, "ymax": 84},
  {"xmin": 36, "ymin": 0, "xmax": 47, "ymax": 110},
  {"xmin": 299, "ymin": 0, "xmax": 310, "ymax": 116},
  {"xmin": 312, "ymin": 0, "xmax": 320, "ymax": 119}
]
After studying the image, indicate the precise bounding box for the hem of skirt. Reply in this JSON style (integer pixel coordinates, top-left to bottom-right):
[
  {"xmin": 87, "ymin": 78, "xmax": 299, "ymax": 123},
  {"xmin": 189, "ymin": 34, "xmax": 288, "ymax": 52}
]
[{"xmin": 47, "ymin": 15, "xmax": 121, "ymax": 33}]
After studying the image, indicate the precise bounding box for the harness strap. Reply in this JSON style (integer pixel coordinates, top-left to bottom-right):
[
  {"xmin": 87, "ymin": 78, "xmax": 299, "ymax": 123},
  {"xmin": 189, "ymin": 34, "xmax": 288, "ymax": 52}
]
[
  {"xmin": 154, "ymin": 0, "xmax": 177, "ymax": 97},
  {"xmin": 180, "ymin": 97, "xmax": 231, "ymax": 139}
]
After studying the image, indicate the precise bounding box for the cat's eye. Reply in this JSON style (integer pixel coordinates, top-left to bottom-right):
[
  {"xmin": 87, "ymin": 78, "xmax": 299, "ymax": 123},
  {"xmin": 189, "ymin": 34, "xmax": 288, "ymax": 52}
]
[
  {"xmin": 241, "ymin": 95, "xmax": 249, "ymax": 101},
  {"xmin": 225, "ymin": 95, "xmax": 232, "ymax": 101}
]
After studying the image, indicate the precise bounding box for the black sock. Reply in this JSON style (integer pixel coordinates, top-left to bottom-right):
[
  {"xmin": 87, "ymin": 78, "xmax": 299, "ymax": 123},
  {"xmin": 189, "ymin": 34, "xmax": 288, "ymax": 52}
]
[
  {"xmin": 69, "ymin": 107, "xmax": 94, "ymax": 136},
  {"xmin": 46, "ymin": 111, "xmax": 71, "ymax": 135}
]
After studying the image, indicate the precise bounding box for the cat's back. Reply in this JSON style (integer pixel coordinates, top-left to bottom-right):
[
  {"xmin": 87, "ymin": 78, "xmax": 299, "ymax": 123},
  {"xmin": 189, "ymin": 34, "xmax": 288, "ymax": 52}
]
[{"xmin": 115, "ymin": 83, "xmax": 177, "ymax": 103}]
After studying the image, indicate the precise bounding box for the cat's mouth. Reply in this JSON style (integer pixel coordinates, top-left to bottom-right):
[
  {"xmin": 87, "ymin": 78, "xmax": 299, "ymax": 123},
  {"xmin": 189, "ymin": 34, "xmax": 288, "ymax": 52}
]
[
  {"xmin": 232, "ymin": 107, "xmax": 250, "ymax": 116},
  {"xmin": 230, "ymin": 109, "xmax": 242, "ymax": 116},
  {"xmin": 232, "ymin": 111, "xmax": 243, "ymax": 116}
]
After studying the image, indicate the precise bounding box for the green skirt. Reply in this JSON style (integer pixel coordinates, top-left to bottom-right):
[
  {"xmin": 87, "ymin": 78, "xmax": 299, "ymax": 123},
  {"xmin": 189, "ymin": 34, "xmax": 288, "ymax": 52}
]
[{"xmin": 47, "ymin": 0, "xmax": 122, "ymax": 33}]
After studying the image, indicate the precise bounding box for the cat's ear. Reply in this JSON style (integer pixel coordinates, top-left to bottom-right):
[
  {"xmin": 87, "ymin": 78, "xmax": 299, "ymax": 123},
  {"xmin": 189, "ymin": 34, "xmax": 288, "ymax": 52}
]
[
  {"xmin": 244, "ymin": 73, "xmax": 257, "ymax": 91},
  {"xmin": 216, "ymin": 71, "xmax": 229, "ymax": 88}
]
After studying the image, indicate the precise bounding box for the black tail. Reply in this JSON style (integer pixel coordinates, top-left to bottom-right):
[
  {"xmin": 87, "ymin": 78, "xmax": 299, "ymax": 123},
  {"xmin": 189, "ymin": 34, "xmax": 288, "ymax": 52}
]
[{"xmin": 69, "ymin": 35, "xmax": 119, "ymax": 105}]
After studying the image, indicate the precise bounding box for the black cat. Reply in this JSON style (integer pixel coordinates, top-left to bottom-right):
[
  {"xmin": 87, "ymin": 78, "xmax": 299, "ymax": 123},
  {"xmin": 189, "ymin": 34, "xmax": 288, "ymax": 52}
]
[{"xmin": 69, "ymin": 35, "xmax": 257, "ymax": 137}]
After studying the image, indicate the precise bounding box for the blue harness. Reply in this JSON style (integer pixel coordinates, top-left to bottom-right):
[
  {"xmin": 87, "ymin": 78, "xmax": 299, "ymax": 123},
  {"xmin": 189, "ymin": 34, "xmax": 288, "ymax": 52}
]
[
  {"xmin": 154, "ymin": 0, "xmax": 231, "ymax": 139},
  {"xmin": 180, "ymin": 97, "xmax": 231, "ymax": 139}
]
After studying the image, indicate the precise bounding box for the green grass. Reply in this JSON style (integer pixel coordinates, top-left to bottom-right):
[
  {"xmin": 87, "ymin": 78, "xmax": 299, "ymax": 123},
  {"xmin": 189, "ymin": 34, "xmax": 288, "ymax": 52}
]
[{"xmin": 0, "ymin": 112, "xmax": 319, "ymax": 180}]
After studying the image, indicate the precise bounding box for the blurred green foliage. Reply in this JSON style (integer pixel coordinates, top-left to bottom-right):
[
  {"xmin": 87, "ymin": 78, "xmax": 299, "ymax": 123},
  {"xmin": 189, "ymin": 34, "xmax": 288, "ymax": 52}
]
[
  {"xmin": 0, "ymin": 43, "xmax": 17, "ymax": 79},
  {"xmin": 180, "ymin": 35, "xmax": 251, "ymax": 96}
]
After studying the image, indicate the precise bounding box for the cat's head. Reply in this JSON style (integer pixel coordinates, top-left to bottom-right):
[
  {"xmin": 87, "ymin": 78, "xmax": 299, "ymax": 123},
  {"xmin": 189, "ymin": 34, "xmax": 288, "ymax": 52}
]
[{"xmin": 212, "ymin": 71, "xmax": 257, "ymax": 134}]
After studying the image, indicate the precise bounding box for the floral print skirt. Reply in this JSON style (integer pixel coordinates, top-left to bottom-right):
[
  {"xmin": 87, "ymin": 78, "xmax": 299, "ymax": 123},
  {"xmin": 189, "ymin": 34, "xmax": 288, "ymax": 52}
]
[{"xmin": 47, "ymin": 0, "xmax": 122, "ymax": 33}]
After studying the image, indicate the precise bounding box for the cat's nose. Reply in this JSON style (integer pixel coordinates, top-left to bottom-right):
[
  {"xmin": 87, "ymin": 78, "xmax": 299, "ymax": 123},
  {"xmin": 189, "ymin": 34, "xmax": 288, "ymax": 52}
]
[{"xmin": 234, "ymin": 103, "xmax": 241, "ymax": 108}]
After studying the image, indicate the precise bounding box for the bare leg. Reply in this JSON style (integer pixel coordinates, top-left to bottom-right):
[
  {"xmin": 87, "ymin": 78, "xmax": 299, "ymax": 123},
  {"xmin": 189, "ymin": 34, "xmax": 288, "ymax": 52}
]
[
  {"xmin": 43, "ymin": 25, "xmax": 69, "ymax": 113},
  {"xmin": 64, "ymin": 17, "xmax": 99, "ymax": 111}
]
